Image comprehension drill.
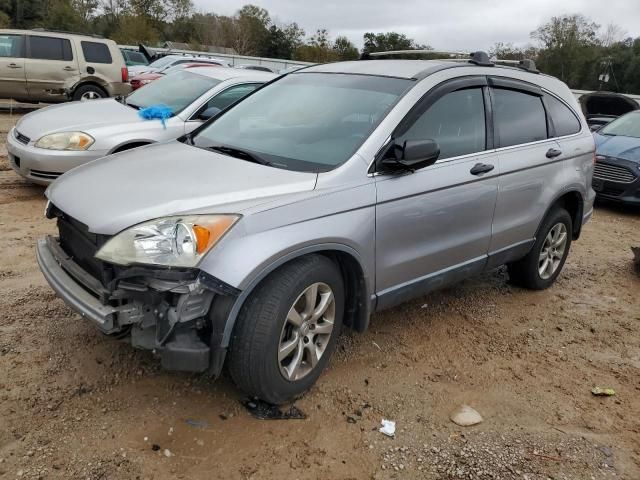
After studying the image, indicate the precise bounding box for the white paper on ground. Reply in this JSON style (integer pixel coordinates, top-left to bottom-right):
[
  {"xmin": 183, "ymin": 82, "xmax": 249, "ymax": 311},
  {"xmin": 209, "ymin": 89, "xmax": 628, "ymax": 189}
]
[{"xmin": 379, "ymin": 419, "xmax": 396, "ymax": 437}]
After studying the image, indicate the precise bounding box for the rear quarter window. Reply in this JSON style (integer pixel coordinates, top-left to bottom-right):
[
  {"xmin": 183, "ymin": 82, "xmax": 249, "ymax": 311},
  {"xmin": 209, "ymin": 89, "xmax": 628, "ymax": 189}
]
[
  {"xmin": 493, "ymin": 88, "xmax": 547, "ymax": 147},
  {"xmin": 28, "ymin": 36, "xmax": 73, "ymax": 61},
  {"xmin": 545, "ymin": 94, "xmax": 581, "ymax": 137},
  {"xmin": 81, "ymin": 41, "xmax": 112, "ymax": 64}
]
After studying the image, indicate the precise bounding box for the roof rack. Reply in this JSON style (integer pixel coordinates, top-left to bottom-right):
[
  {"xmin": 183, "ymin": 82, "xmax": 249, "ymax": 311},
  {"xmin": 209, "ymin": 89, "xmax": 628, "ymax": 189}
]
[
  {"xmin": 360, "ymin": 49, "xmax": 540, "ymax": 73},
  {"xmin": 31, "ymin": 28, "xmax": 104, "ymax": 39}
]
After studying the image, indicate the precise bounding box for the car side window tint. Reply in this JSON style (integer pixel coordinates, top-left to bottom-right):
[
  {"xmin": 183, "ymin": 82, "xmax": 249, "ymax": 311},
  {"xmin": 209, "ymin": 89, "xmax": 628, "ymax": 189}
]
[
  {"xmin": 28, "ymin": 36, "xmax": 73, "ymax": 61},
  {"xmin": 205, "ymin": 84, "xmax": 260, "ymax": 111},
  {"xmin": 0, "ymin": 34, "xmax": 24, "ymax": 58},
  {"xmin": 81, "ymin": 41, "xmax": 112, "ymax": 64},
  {"xmin": 397, "ymin": 88, "xmax": 486, "ymax": 160},
  {"xmin": 545, "ymin": 94, "xmax": 581, "ymax": 137},
  {"xmin": 493, "ymin": 88, "xmax": 547, "ymax": 147}
]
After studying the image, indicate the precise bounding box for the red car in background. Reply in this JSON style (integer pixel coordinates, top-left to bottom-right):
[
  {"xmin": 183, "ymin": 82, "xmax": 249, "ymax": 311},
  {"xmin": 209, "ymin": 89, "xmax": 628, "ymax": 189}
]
[{"xmin": 130, "ymin": 62, "xmax": 223, "ymax": 90}]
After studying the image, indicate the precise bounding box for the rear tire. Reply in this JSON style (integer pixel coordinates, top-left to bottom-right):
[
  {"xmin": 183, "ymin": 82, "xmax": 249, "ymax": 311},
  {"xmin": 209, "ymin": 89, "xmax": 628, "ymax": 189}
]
[
  {"xmin": 228, "ymin": 255, "xmax": 344, "ymax": 404},
  {"xmin": 508, "ymin": 207, "xmax": 572, "ymax": 290},
  {"xmin": 72, "ymin": 84, "xmax": 107, "ymax": 101}
]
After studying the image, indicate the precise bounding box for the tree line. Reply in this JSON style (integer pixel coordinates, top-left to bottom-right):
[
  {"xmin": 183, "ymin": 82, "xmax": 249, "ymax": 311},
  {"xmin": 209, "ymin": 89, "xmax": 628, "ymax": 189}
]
[{"xmin": 0, "ymin": 2, "xmax": 639, "ymax": 93}]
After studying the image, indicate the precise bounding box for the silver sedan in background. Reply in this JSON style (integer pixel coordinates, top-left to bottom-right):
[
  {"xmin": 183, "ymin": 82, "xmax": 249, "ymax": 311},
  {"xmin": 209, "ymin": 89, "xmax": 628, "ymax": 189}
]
[{"xmin": 7, "ymin": 67, "xmax": 275, "ymax": 184}]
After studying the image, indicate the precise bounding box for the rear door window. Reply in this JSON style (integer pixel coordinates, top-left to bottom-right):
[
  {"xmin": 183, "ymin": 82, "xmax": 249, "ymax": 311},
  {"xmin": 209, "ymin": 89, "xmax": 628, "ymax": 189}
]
[
  {"xmin": 396, "ymin": 88, "xmax": 487, "ymax": 160},
  {"xmin": 28, "ymin": 36, "xmax": 73, "ymax": 61},
  {"xmin": 492, "ymin": 88, "xmax": 547, "ymax": 147},
  {"xmin": 545, "ymin": 94, "xmax": 581, "ymax": 137},
  {"xmin": 81, "ymin": 41, "xmax": 112, "ymax": 64},
  {"xmin": 0, "ymin": 34, "xmax": 24, "ymax": 58}
]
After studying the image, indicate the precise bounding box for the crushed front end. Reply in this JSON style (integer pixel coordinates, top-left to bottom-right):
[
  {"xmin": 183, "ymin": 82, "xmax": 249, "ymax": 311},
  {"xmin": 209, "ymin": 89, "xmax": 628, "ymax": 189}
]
[{"xmin": 36, "ymin": 204, "xmax": 239, "ymax": 373}]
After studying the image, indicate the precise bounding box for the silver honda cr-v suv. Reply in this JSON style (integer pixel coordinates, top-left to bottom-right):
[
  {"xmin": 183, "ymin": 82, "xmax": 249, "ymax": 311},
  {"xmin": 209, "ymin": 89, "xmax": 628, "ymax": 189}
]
[{"xmin": 36, "ymin": 52, "xmax": 595, "ymax": 404}]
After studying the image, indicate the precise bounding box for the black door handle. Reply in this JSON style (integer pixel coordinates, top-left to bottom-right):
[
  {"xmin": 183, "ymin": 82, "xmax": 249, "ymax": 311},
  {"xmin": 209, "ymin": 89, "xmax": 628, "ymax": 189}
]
[
  {"xmin": 546, "ymin": 148, "xmax": 562, "ymax": 158},
  {"xmin": 470, "ymin": 163, "xmax": 495, "ymax": 175}
]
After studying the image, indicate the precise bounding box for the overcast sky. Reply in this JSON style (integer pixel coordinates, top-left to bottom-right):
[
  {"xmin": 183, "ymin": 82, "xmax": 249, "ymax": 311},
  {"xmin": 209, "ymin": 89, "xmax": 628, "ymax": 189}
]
[{"xmin": 193, "ymin": 0, "xmax": 640, "ymax": 51}]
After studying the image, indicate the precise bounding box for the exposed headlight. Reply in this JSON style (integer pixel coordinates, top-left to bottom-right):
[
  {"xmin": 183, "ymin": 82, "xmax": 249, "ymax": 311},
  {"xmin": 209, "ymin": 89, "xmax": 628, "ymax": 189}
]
[
  {"xmin": 35, "ymin": 132, "xmax": 94, "ymax": 150},
  {"xmin": 95, "ymin": 215, "xmax": 240, "ymax": 267}
]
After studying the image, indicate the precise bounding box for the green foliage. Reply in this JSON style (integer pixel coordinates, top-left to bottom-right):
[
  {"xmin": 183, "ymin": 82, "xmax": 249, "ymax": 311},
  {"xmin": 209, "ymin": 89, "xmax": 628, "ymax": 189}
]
[
  {"xmin": 363, "ymin": 31, "xmax": 428, "ymax": 53},
  {"xmin": 111, "ymin": 14, "xmax": 159, "ymax": 44},
  {"xmin": 333, "ymin": 36, "xmax": 359, "ymax": 60},
  {"xmin": 530, "ymin": 14, "xmax": 640, "ymax": 93}
]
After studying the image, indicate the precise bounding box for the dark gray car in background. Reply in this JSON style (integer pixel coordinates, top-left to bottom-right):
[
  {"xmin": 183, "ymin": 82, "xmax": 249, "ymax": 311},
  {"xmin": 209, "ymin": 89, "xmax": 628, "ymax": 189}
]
[{"xmin": 36, "ymin": 54, "xmax": 595, "ymax": 404}]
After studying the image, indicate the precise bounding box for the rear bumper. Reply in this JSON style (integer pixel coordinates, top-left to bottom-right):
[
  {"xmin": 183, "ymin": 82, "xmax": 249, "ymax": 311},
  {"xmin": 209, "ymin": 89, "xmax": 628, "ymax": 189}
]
[
  {"xmin": 7, "ymin": 128, "xmax": 107, "ymax": 185},
  {"xmin": 104, "ymin": 82, "xmax": 132, "ymax": 97}
]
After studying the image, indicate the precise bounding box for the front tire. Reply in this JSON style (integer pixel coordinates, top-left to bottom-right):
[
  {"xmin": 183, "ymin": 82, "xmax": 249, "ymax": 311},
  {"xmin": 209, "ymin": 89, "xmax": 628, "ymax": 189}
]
[
  {"xmin": 508, "ymin": 207, "xmax": 572, "ymax": 289},
  {"xmin": 229, "ymin": 255, "xmax": 344, "ymax": 404}
]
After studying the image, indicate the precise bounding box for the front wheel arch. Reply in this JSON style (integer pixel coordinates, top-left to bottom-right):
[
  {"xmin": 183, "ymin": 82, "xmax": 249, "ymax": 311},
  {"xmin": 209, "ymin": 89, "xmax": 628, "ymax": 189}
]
[{"xmin": 218, "ymin": 245, "xmax": 371, "ymax": 349}]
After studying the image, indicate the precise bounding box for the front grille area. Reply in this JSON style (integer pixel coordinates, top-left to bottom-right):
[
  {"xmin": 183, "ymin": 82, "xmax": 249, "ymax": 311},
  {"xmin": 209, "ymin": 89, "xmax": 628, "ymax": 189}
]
[
  {"xmin": 593, "ymin": 162, "xmax": 637, "ymax": 184},
  {"xmin": 30, "ymin": 169, "xmax": 63, "ymax": 180},
  {"xmin": 54, "ymin": 207, "xmax": 112, "ymax": 287},
  {"xmin": 14, "ymin": 129, "xmax": 30, "ymax": 145}
]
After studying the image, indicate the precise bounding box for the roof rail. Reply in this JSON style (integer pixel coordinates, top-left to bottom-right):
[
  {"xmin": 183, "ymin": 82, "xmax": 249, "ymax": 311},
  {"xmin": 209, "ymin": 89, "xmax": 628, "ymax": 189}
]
[
  {"xmin": 31, "ymin": 28, "xmax": 104, "ymax": 39},
  {"xmin": 360, "ymin": 49, "xmax": 540, "ymax": 73}
]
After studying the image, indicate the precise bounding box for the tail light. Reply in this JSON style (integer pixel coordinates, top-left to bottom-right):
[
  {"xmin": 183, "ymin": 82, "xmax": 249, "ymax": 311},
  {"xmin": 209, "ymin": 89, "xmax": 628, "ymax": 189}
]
[{"xmin": 121, "ymin": 67, "xmax": 128, "ymax": 83}]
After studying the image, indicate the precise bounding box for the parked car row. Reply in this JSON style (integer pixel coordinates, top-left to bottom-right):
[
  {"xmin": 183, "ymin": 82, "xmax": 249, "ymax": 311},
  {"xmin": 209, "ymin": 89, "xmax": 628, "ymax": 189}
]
[
  {"xmin": 17, "ymin": 51, "xmax": 598, "ymax": 404},
  {"xmin": 0, "ymin": 28, "xmax": 289, "ymax": 104},
  {"xmin": 8, "ymin": 67, "xmax": 275, "ymax": 183}
]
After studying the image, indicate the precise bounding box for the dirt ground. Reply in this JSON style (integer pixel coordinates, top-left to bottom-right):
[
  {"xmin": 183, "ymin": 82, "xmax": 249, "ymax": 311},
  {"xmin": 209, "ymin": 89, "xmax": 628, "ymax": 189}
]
[{"xmin": 0, "ymin": 111, "xmax": 638, "ymax": 480}]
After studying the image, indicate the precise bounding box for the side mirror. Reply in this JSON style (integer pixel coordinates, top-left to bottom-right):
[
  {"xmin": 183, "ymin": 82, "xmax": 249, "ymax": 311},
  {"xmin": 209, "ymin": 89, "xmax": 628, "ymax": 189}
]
[
  {"xmin": 379, "ymin": 139, "xmax": 440, "ymax": 173},
  {"xmin": 199, "ymin": 106, "xmax": 221, "ymax": 121}
]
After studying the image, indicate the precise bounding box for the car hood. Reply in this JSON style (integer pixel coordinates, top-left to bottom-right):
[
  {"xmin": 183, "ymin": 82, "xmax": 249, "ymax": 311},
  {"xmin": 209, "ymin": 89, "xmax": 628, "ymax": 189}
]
[
  {"xmin": 594, "ymin": 132, "xmax": 640, "ymax": 163},
  {"xmin": 16, "ymin": 99, "xmax": 140, "ymax": 140},
  {"xmin": 46, "ymin": 142, "xmax": 318, "ymax": 235}
]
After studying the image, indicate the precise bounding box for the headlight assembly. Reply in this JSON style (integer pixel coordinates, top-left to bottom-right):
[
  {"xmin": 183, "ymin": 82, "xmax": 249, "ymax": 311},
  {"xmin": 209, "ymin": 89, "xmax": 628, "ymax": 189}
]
[
  {"xmin": 35, "ymin": 132, "xmax": 95, "ymax": 151},
  {"xmin": 95, "ymin": 215, "xmax": 240, "ymax": 267}
]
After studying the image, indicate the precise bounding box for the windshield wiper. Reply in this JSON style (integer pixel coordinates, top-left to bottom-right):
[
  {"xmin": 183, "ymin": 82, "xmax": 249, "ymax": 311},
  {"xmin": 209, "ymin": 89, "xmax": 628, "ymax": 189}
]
[
  {"xmin": 207, "ymin": 145, "xmax": 272, "ymax": 166},
  {"xmin": 126, "ymin": 101, "xmax": 142, "ymax": 110}
]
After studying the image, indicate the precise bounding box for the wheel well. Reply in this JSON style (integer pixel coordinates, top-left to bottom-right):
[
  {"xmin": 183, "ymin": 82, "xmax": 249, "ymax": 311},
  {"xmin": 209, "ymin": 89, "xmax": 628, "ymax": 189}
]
[
  {"xmin": 549, "ymin": 191, "xmax": 584, "ymax": 240},
  {"xmin": 318, "ymin": 251, "xmax": 369, "ymax": 333},
  {"xmin": 112, "ymin": 142, "xmax": 150, "ymax": 154}
]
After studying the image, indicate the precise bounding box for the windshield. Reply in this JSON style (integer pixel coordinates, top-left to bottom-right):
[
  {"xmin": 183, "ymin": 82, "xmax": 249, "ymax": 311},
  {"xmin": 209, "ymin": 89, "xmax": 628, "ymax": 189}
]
[
  {"xmin": 126, "ymin": 51, "xmax": 148, "ymax": 66},
  {"xmin": 600, "ymin": 112, "xmax": 640, "ymax": 138},
  {"xmin": 192, "ymin": 73, "xmax": 413, "ymax": 172},
  {"xmin": 126, "ymin": 71, "xmax": 220, "ymax": 114}
]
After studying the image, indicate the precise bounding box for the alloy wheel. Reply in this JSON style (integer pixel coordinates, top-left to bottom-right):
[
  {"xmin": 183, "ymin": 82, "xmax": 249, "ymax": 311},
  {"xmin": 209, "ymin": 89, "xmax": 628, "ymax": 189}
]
[
  {"xmin": 80, "ymin": 91, "xmax": 102, "ymax": 101},
  {"xmin": 278, "ymin": 282, "xmax": 336, "ymax": 381},
  {"xmin": 538, "ymin": 222, "xmax": 568, "ymax": 280}
]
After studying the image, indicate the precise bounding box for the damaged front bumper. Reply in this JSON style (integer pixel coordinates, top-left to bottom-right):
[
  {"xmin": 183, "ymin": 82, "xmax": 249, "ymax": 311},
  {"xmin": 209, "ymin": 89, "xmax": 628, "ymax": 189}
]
[{"xmin": 36, "ymin": 235, "xmax": 239, "ymax": 373}]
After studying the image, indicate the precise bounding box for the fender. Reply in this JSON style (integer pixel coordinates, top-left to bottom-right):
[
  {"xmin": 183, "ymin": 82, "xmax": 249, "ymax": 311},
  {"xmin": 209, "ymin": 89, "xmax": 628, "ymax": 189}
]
[
  {"xmin": 536, "ymin": 186, "xmax": 585, "ymax": 240},
  {"xmin": 219, "ymin": 242, "xmax": 373, "ymax": 348}
]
